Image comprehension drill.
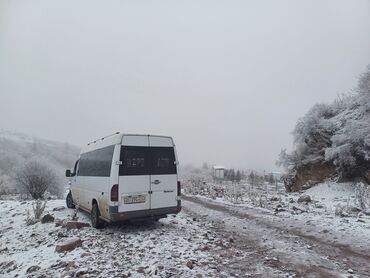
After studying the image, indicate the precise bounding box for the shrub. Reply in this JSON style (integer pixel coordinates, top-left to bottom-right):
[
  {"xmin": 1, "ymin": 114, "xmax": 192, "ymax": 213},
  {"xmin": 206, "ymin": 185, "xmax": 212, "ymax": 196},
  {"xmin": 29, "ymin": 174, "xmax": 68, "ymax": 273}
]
[
  {"xmin": 15, "ymin": 160, "xmax": 58, "ymax": 199},
  {"xmin": 25, "ymin": 199, "xmax": 47, "ymax": 225}
]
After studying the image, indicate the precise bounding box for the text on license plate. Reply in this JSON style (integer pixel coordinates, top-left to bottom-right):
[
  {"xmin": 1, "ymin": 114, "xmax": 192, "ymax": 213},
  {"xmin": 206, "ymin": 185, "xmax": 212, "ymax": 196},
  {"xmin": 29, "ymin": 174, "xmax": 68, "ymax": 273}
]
[{"xmin": 124, "ymin": 195, "xmax": 146, "ymax": 204}]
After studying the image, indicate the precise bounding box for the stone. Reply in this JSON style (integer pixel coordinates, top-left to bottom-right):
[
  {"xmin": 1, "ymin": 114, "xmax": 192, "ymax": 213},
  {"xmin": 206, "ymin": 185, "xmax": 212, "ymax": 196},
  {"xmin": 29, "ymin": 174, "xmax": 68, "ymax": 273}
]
[
  {"xmin": 41, "ymin": 214, "xmax": 55, "ymax": 224},
  {"xmin": 297, "ymin": 195, "xmax": 312, "ymax": 203},
  {"xmin": 136, "ymin": 267, "xmax": 145, "ymax": 274},
  {"xmin": 55, "ymin": 238, "xmax": 82, "ymax": 253},
  {"xmin": 66, "ymin": 221, "xmax": 90, "ymax": 230},
  {"xmin": 76, "ymin": 268, "xmax": 88, "ymax": 277},
  {"xmin": 26, "ymin": 265, "xmax": 41, "ymax": 273},
  {"xmin": 53, "ymin": 206, "xmax": 66, "ymax": 212},
  {"xmin": 347, "ymin": 206, "xmax": 362, "ymax": 213},
  {"xmin": 186, "ymin": 261, "xmax": 194, "ymax": 269}
]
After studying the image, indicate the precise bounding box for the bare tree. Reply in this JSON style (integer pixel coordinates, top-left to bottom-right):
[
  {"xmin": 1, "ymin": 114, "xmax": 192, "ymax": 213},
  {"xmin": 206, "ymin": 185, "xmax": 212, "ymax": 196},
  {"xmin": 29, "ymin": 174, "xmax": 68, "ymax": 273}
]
[{"xmin": 15, "ymin": 160, "xmax": 57, "ymax": 199}]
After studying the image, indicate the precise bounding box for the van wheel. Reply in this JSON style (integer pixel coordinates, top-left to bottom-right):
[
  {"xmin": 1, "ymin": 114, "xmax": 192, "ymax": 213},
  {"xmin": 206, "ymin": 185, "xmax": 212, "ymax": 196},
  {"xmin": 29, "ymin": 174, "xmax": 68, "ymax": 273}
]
[
  {"xmin": 66, "ymin": 192, "xmax": 75, "ymax": 209},
  {"xmin": 91, "ymin": 203, "xmax": 103, "ymax": 229}
]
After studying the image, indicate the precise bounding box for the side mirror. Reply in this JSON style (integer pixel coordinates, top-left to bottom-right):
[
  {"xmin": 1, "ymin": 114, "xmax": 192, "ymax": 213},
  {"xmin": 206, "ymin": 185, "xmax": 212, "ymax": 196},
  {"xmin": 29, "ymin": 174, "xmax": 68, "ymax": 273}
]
[{"xmin": 66, "ymin": 169, "xmax": 71, "ymax": 177}]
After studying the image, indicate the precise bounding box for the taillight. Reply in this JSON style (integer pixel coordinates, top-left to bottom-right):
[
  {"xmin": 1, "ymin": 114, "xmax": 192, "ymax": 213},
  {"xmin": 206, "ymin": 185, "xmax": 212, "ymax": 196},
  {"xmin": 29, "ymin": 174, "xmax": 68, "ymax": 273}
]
[
  {"xmin": 177, "ymin": 181, "xmax": 181, "ymax": 196},
  {"xmin": 111, "ymin": 184, "xmax": 119, "ymax": 202}
]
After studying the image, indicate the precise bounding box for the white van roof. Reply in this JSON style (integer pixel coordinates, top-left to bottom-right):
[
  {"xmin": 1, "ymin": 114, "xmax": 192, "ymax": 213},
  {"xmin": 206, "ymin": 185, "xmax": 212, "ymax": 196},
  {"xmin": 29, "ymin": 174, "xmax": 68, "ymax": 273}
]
[{"xmin": 81, "ymin": 133, "xmax": 174, "ymax": 154}]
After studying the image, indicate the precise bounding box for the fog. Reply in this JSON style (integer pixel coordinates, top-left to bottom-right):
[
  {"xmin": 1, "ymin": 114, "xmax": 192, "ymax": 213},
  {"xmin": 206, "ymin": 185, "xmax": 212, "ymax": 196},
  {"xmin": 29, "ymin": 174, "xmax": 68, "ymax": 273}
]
[{"xmin": 0, "ymin": 0, "xmax": 369, "ymax": 171}]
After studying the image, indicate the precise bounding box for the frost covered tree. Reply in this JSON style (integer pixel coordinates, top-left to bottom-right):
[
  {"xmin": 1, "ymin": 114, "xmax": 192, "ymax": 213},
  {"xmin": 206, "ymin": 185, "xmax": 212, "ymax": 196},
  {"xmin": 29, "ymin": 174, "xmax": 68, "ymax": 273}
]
[
  {"xmin": 278, "ymin": 65, "xmax": 370, "ymax": 182},
  {"xmin": 15, "ymin": 160, "xmax": 58, "ymax": 199},
  {"xmin": 325, "ymin": 66, "xmax": 370, "ymax": 180}
]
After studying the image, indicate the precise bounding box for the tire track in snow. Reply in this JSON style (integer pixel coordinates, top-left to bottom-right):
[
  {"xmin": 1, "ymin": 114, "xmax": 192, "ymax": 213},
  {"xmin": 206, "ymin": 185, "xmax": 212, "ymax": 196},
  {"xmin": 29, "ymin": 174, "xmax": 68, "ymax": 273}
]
[{"xmin": 182, "ymin": 195, "xmax": 370, "ymax": 277}]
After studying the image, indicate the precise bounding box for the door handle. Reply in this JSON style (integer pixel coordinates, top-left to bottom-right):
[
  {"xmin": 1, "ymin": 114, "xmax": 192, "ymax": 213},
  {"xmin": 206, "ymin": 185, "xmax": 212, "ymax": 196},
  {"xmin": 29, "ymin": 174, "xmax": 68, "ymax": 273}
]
[{"xmin": 151, "ymin": 180, "xmax": 161, "ymax": 185}]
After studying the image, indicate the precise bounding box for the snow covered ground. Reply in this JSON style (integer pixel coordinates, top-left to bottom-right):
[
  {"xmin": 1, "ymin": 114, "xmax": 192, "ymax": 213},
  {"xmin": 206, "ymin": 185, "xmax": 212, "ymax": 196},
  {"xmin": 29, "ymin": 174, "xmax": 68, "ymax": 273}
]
[
  {"xmin": 182, "ymin": 181, "xmax": 370, "ymax": 277},
  {"xmin": 1, "ymin": 181, "xmax": 369, "ymax": 277},
  {"xmin": 0, "ymin": 198, "xmax": 241, "ymax": 278}
]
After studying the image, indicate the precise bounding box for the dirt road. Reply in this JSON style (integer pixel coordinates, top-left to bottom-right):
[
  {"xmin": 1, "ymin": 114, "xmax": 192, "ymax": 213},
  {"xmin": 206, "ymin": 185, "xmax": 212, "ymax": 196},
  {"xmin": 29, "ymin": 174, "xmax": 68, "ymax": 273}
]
[{"xmin": 182, "ymin": 195, "xmax": 370, "ymax": 278}]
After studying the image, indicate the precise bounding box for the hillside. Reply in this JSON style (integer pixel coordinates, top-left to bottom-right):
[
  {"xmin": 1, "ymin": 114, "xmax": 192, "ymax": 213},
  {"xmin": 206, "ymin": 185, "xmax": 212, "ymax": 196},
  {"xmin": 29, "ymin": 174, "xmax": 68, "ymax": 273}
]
[{"xmin": 0, "ymin": 130, "xmax": 80, "ymax": 196}]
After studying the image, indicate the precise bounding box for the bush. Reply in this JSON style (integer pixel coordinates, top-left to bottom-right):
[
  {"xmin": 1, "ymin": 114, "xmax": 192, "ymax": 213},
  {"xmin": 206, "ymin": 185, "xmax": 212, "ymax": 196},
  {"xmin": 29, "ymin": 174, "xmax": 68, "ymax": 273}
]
[
  {"xmin": 15, "ymin": 160, "xmax": 58, "ymax": 199},
  {"xmin": 25, "ymin": 200, "xmax": 47, "ymax": 225}
]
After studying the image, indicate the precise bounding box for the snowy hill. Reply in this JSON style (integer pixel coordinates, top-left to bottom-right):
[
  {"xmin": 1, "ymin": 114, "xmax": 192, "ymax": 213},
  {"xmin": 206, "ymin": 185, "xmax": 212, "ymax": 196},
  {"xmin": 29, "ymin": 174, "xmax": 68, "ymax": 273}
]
[{"xmin": 0, "ymin": 130, "xmax": 80, "ymax": 195}]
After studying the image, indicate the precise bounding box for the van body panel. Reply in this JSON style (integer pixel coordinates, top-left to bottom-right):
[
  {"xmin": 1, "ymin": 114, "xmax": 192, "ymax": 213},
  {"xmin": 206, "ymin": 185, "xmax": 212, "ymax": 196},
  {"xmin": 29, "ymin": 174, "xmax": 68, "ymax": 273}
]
[
  {"xmin": 150, "ymin": 172, "xmax": 177, "ymax": 209},
  {"xmin": 148, "ymin": 135, "xmax": 178, "ymax": 210},
  {"xmin": 118, "ymin": 176, "xmax": 151, "ymax": 212},
  {"xmin": 148, "ymin": 136, "xmax": 174, "ymax": 147},
  {"xmin": 121, "ymin": 135, "xmax": 149, "ymax": 146}
]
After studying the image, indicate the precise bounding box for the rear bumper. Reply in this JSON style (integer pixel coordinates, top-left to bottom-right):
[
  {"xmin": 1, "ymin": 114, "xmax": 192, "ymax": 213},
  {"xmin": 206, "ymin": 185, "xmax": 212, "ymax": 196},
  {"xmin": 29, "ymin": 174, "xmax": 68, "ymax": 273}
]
[{"xmin": 109, "ymin": 200, "xmax": 181, "ymax": 222}]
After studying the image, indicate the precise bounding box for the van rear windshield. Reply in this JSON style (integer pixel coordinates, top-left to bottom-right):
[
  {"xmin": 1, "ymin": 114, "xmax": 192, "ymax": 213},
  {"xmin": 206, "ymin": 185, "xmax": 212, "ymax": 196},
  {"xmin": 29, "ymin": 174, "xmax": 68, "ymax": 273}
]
[{"xmin": 119, "ymin": 146, "xmax": 177, "ymax": 176}]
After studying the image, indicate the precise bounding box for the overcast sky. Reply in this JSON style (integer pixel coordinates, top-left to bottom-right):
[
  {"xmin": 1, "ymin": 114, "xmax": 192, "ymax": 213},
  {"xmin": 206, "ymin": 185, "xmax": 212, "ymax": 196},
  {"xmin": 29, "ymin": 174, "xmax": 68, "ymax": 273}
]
[{"xmin": 0, "ymin": 0, "xmax": 369, "ymax": 171}]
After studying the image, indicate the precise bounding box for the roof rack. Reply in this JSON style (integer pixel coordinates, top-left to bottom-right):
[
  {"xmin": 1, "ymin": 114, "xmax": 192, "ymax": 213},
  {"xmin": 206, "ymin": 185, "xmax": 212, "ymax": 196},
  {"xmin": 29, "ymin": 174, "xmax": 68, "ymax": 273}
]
[{"xmin": 87, "ymin": 132, "xmax": 120, "ymax": 146}]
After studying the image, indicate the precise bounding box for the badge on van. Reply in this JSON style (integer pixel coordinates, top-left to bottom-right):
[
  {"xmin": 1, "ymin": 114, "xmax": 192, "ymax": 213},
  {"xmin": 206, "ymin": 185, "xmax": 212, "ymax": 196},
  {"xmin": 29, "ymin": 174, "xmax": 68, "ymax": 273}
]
[{"xmin": 124, "ymin": 194, "xmax": 146, "ymax": 204}]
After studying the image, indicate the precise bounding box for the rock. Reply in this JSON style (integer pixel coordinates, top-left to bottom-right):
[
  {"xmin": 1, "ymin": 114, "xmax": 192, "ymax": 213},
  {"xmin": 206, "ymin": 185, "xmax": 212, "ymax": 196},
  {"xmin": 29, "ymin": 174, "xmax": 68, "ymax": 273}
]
[
  {"xmin": 80, "ymin": 252, "xmax": 90, "ymax": 258},
  {"xmin": 283, "ymin": 162, "xmax": 336, "ymax": 192},
  {"xmin": 348, "ymin": 206, "xmax": 362, "ymax": 213},
  {"xmin": 297, "ymin": 195, "xmax": 311, "ymax": 203},
  {"xmin": 57, "ymin": 232, "xmax": 68, "ymax": 238},
  {"xmin": 366, "ymin": 170, "xmax": 370, "ymax": 184},
  {"xmin": 157, "ymin": 265, "xmax": 164, "ymax": 270},
  {"xmin": 0, "ymin": 261, "xmax": 17, "ymax": 272},
  {"xmin": 53, "ymin": 206, "xmax": 66, "ymax": 212},
  {"xmin": 66, "ymin": 221, "xmax": 90, "ymax": 230},
  {"xmin": 26, "ymin": 265, "xmax": 41, "ymax": 273},
  {"xmin": 55, "ymin": 219, "xmax": 66, "ymax": 227},
  {"xmin": 136, "ymin": 267, "xmax": 145, "ymax": 274},
  {"xmin": 41, "ymin": 214, "xmax": 55, "ymax": 224},
  {"xmin": 76, "ymin": 268, "xmax": 88, "ymax": 277},
  {"xmin": 270, "ymin": 196, "xmax": 279, "ymax": 202},
  {"xmin": 66, "ymin": 261, "xmax": 76, "ymax": 270},
  {"xmin": 55, "ymin": 238, "xmax": 82, "ymax": 253},
  {"xmin": 292, "ymin": 206, "xmax": 307, "ymax": 213},
  {"xmin": 186, "ymin": 261, "xmax": 194, "ymax": 269},
  {"xmin": 363, "ymin": 209, "xmax": 370, "ymax": 216}
]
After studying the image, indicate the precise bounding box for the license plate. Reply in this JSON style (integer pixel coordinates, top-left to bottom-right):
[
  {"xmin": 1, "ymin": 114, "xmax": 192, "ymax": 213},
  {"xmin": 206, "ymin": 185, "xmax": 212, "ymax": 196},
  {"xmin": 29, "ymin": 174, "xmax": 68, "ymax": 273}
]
[{"xmin": 124, "ymin": 194, "xmax": 146, "ymax": 204}]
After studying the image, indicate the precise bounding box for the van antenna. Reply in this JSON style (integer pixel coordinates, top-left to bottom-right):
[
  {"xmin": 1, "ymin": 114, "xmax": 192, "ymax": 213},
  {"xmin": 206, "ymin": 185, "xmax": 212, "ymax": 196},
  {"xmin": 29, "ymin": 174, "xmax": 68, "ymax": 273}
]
[{"xmin": 87, "ymin": 132, "xmax": 120, "ymax": 145}]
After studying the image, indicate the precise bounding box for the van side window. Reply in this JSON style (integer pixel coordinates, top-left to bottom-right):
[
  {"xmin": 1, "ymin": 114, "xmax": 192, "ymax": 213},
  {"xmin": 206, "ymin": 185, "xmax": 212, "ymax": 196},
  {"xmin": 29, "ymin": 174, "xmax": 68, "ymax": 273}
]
[{"xmin": 78, "ymin": 145, "xmax": 115, "ymax": 177}]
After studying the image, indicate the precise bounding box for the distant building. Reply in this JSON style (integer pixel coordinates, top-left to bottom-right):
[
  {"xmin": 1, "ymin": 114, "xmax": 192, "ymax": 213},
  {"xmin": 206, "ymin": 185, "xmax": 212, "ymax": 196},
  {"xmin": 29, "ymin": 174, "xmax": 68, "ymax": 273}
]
[{"xmin": 213, "ymin": 166, "xmax": 225, "ymax": 180}]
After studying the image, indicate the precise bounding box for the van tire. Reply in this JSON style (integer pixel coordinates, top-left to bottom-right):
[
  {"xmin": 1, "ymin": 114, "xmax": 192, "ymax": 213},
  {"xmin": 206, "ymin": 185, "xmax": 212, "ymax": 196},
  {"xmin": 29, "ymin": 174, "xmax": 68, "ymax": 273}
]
[
  {"xmin": 66, "ymin": 192, "xmax": 75, "ymax": 209},
  {"xmin": 91, "ymin": 203, "xmax": 103, "ymax": 229}
]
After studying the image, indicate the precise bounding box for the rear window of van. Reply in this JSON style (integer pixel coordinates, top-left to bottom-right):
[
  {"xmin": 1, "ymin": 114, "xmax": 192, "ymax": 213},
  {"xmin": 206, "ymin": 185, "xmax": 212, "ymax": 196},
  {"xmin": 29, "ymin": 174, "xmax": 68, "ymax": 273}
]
[{"xmin": 119, "ymin": 146, "xmax": 177, "ymax": 176}]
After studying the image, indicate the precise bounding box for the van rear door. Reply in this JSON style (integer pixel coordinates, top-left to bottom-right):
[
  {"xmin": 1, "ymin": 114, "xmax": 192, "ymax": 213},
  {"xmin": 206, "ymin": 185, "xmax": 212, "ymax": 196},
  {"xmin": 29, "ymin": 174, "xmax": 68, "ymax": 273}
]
[
  {"xmin": 118, "ymin": 136, "xmax": 151, "ymax": 212},
  {"xmin": 149, "ymin": 136, "xmax": 178, "ymax": 209}
]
